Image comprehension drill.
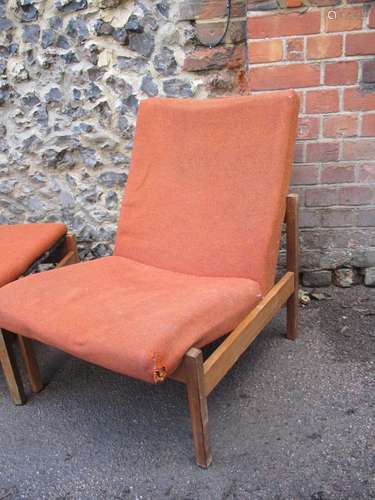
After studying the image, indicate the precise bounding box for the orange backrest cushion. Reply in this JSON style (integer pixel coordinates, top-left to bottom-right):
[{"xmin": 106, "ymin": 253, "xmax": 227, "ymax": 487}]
[{"xmin": 115, "ymin": 92, "xmax": 299, "ymax": 294}]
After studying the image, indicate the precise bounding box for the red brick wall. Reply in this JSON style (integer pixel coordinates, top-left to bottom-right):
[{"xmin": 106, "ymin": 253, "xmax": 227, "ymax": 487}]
[
  {"xmin": 247, "ymin": 0, "xmax": 375, "ymax": 286},
  {"xmin": 178, "ymin": 0, "xmax": 248, "ymax": 94}
]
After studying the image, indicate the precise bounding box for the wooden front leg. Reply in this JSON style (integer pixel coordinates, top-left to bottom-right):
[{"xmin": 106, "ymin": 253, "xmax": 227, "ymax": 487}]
[
  {"xmin": 17, "ymin": 336, "xmax": 43, "ymax": 394},
  {"xmin": 286, "ymin": 194, "xmax": 299, "ymax": 340},
  {"xmin": 0, "ymin": 329, "xmax": 26, "ymax": 405},
  {"xmin": 185, "ymin": 348, "xmax": 212, "ymax": 468}
]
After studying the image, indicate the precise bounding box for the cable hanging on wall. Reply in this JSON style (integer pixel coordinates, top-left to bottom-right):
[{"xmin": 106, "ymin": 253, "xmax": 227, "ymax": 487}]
[{"xmin": 200, "ymin": 0, "xmax": 232, "ymax": 49}]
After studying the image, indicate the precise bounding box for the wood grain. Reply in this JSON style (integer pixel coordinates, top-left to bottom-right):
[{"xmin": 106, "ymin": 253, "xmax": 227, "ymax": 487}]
[
  {"xmin": 184, "ymin": 348, "xmax": 212, "ymax": 468},
  {"xmin": 203, "ymin": 272, "xmax": 294, "ymax": 396},
  {"xmin": 286, "ymin": 194, "xmax": 299, "ymax": 340},
  {"xmin": 0, "ymin": 329, "xmax": 26, "ymax": 405}
]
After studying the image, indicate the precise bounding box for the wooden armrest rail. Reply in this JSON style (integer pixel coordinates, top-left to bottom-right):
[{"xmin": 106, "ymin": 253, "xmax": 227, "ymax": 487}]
[
  {"xmin": 203, "ymin": 271, "xmax": 294, "ymax": 395},
  {"xmin": 171, "ymin": 271, "xmax": 295, "ymax": 393}
]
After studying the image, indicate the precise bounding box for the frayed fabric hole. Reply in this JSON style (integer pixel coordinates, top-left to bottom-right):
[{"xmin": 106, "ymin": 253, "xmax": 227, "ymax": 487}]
[
  {"xmin": 154, "ymin": 366, "xmax": 167, "ymax": 384},
  {"xmin": 153, "ymin": 352, "xmax": 167, "ymax": 383}
]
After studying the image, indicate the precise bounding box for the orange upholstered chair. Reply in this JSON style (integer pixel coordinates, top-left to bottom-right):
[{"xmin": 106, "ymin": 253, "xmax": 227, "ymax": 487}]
[
  {"xmin": 0, "ymin": 92, "xmax": 300, "ymax": 466},
  {"xmin": 0, "ymin": 224, "xmax": 79, "ymax": 405}
]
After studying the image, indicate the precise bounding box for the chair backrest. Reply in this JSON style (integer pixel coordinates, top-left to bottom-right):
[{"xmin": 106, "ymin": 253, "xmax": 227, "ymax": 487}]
[{"xmin": 114, "ymin": 92, "xmax": 299, "ymax": 294}]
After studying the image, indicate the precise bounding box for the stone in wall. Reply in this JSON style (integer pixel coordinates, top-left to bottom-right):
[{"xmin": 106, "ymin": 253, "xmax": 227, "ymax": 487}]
[{"xmin": 0, "ymin": 0, "xmax": 247, "ymax": 256}]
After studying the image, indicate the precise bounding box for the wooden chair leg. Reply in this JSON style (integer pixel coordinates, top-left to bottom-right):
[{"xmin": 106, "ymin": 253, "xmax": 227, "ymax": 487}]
[
  {"xmin": 17, "ymin": 336, "xmax": 43, "ymax": 393},
  {"xmin": 287, "ymin": 287, "xmax": 298, "ymax": 341},
  {"xmin": 185, "ymin": 348, "xmax": 212, "ymax": 468},
  {"xmin": 0, "ymin": 329, "xmax": 26, "ymax": 405},
  {"xmin": 66, "ymin": 234, "xmax": 80, "ymax": 264},
  {"xmin": 286, "ymin": 194, "xmax": 299, "ymax": 340},
  {"xmin": 56, "ymin": 234, "xmax": 80, "ymax": 268}
]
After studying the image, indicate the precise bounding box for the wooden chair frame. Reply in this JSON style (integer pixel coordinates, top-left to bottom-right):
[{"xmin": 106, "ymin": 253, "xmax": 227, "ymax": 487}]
[
  {"xmin": 0, "ymin": 194, "xmax": 298, "ymax": 467},
  {"xmin": 170, "ymin": 193, "xmax": 299, "ymax": 467},
  {"xmin": 0, "ymin": 234, "xmax": 79, "ymax": 406}
]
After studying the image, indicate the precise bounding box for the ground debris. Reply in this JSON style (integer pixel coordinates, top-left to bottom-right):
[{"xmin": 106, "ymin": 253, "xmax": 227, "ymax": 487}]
[
  {"xmin": 299, "ymin": 289, "xmax": 311, "ymax": 305},
  {"xmin": 299, "ymin": 289, "xmax": 332, "ymax": 305}
]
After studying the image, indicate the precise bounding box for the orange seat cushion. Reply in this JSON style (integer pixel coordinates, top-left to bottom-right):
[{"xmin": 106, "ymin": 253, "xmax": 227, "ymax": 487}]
[
  {"xmin": 115, "ymin": 92, "xmax": 299, "ymax": 294},
  {"xmin": 0, "ymin": 257, "xmax": 262, "ymax": 383},
  {"xmin": 0, "ymin": 224, "xmax": 67, "ymax": 287}
]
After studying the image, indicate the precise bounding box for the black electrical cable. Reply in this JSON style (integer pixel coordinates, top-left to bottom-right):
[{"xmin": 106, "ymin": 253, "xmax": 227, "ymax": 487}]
[{"xmin": 200, "ymin": 0, "xmax": 232, "ymax": 49}]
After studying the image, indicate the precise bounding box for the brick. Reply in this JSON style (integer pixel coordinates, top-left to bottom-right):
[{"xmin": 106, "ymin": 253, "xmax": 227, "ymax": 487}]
[
  {"xmin": 305, "ymin": 187, "xmax": 338, "ymax": 206},
  {"xmin": 285, "ymin": 0, "xmax": 303, "ymax": 7},
  {"xmin": 364, "ymin": 268, "xmax": 375, "ymax": 287},
  {"xmin": 339, "ymin": 185, "xmax": 374, "ymax": 205},
  {"xmin": 307, "ymin": 34, "xmax": 342, "ymax": 60},
  {"xmin": 306, "ymin": 89, "xmax": 339, "ymax": 114},
  {"xmin": 303, "ymin": 228, "xmax": 375, "ymax": 249},
  {"xmin": 321, "ymin": 164, "xmax": 356, "ymax": 183},
  {"xmin": 306, "ymin": 142, "xmax": 340, "ymax": 162},
  {"xmin": 248, "ymin": 11, "xmax": 321, "ymax": 38},
  {"xmin": 228, "ymin": 45, "xmax": 246, "ymax": 69},
  {"xmin": 297, "ymin": 116, "xmax": 320, "ymax": 140},
  {"xmin": 249, "ymin": 63, "xmax": 320, "ymax": 90},
  {"xmin": 300, "ymin": 208, "xmax": 321, "ymax": 228},
  {"xmin": 346, "ymin": 33, "xmax": 375, "ymax": 56},
  {"xmin": 235, "ymin": 70, "xmax": 250, "ymax": 93},
  {"xmin": 342, "ymin": 139, "xmax": 375, "ymax": 160},
  {"xmin": 324, "ymin": 61, "xmax": 358, "ymax": 85},
  {"xmin": 358, "ymin": 164, "xmax": 375, "ymax": 182},
  {"xmin": 344, "ymin": 88, "xmax": 375, "ymax": 111},
  {"xmin": 334, "ymin": 268, "xmax": 361, "ymax": 288},
  {"xmin": 178, "ymin": 0, "xmax": 245, "ymax": 20},
  {"xmin": 362, "ymin": 114, "xmax": 375, "ymax": 137},
  {"xmin": 369, "ymin": 4, "xmax": 375, "ymax": 28},
  {"xmin": 325, "ymin": 6, "xmax": 363, "ymax": 32},
  {"xmin": 196, "ymin": 20, "xmax": 246, "ymax": 45},
  {"xmin": 183, "ymin": 45, "xmax": 244, "ymax": 72},
  {"xmin": 294, "ymin": 142, "xmax": 305, "ymax": 163},
  {"xmin": 291, "ymin": 165, "xmax": 319, "ymax": 185},
  {"xmin": 362, "ymin": 60, "xmax": 375, "ymax": 84},
  {"xmin": 321, "ymin": 208, "xmax": 356, "ymax": 227},
  {"xmin": 323, "ymin": 115, "xmax": 358, "ymax": 138},
  {"xmin": 320, "ymin": 250, "xmax": 353, "ymax": 270},
  {"xmin": 357, "ymin": 209, "xmax": 375, "ymax": 227},
  {"xmin": 309, "ymin": 0, "xmax": 340, "ymax": 5},
  {"xmin": 247, "ymin": 0, "xmax": 278, "ymax": 11},
  {"xmin": 302, "ymin": 270, "xmax": 332, "ymax": 287},
  {"xmin": 299, "ymin": 250, "xmax": 322, "ymax": 269},
  {"xmin": 287, "ymin": 38, "xmax": 304, "ymax": 61},
  {"xmin": 352, "ymin": 248, "xmax": 375, "ymax": 266},
  {"xmin": 248, "ymin": 39, "xmax": 283, "ymax": 63}
]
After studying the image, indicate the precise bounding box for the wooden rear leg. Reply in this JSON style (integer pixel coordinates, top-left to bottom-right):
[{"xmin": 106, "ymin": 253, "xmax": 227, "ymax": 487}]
[
  {"xmin": 287, "ymin": 287, "xmax": 298, "ymax": 341},
  {"xmin": 18, "ymin": 336, "xmax": 43, "ymax": 393},
  {"xmin": 0, "ymin": 329, "xmax": 26, "ymax": 405},
  {"xmin": 286, "ymin": 194, "xmax": 299, "ymax": 341},
  {"xmin": 56, "ymin": 234, "xmax": 80, "ymax": 268},
  {"xmin": 185, "ymin": 348, "xmax": 212, "ymax": 468}
]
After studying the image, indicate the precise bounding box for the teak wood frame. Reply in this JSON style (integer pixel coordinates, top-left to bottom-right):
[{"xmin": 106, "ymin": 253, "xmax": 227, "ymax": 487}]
[
  {"xmin": 170, "ymin": 193, "xmax": 299, "ymax": 467},
  {"xmin": 0, "ymin": 234, "xmax": 79, "ymax": 406},
  {"xmin": 0, "ymin": 195, "xmax": 298, "ymax": 468}
]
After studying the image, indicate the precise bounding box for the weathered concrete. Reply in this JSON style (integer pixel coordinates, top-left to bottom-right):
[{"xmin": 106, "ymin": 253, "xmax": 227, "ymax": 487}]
[{"xmin": 0, "ymin": 286, "xmax": 373, "ymax": 499}]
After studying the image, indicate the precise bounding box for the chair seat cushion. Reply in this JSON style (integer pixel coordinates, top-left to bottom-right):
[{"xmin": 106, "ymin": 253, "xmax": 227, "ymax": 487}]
[
  {"xmin": 0, "ymin": 256, "xmax": 262, "ymax": 383},
  {"xmin": 0, "ymin": 224, "xmax": 67, "ymax": 287}
]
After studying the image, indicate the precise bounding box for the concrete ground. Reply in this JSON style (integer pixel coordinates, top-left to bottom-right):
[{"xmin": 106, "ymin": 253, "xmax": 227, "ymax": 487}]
[{"xmin": 0, "ymin": 286, "xmax": 374, "ymax": 500}]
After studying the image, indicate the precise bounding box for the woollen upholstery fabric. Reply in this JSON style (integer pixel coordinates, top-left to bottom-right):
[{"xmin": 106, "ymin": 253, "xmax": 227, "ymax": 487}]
[
  {"xmin": 0, "ymin": 257, "xmax": 262, "ymax": 383},
  {"xmin": 0, "ymin": 223, "xmax": 67, "ymax": 287},
  {"xmin": 115, "ymin": 91, "xmax": 299, "ymax": 294},
  {"xmin": 0, "ymin": 93, "xmax": 299, "ymax": 384}
]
